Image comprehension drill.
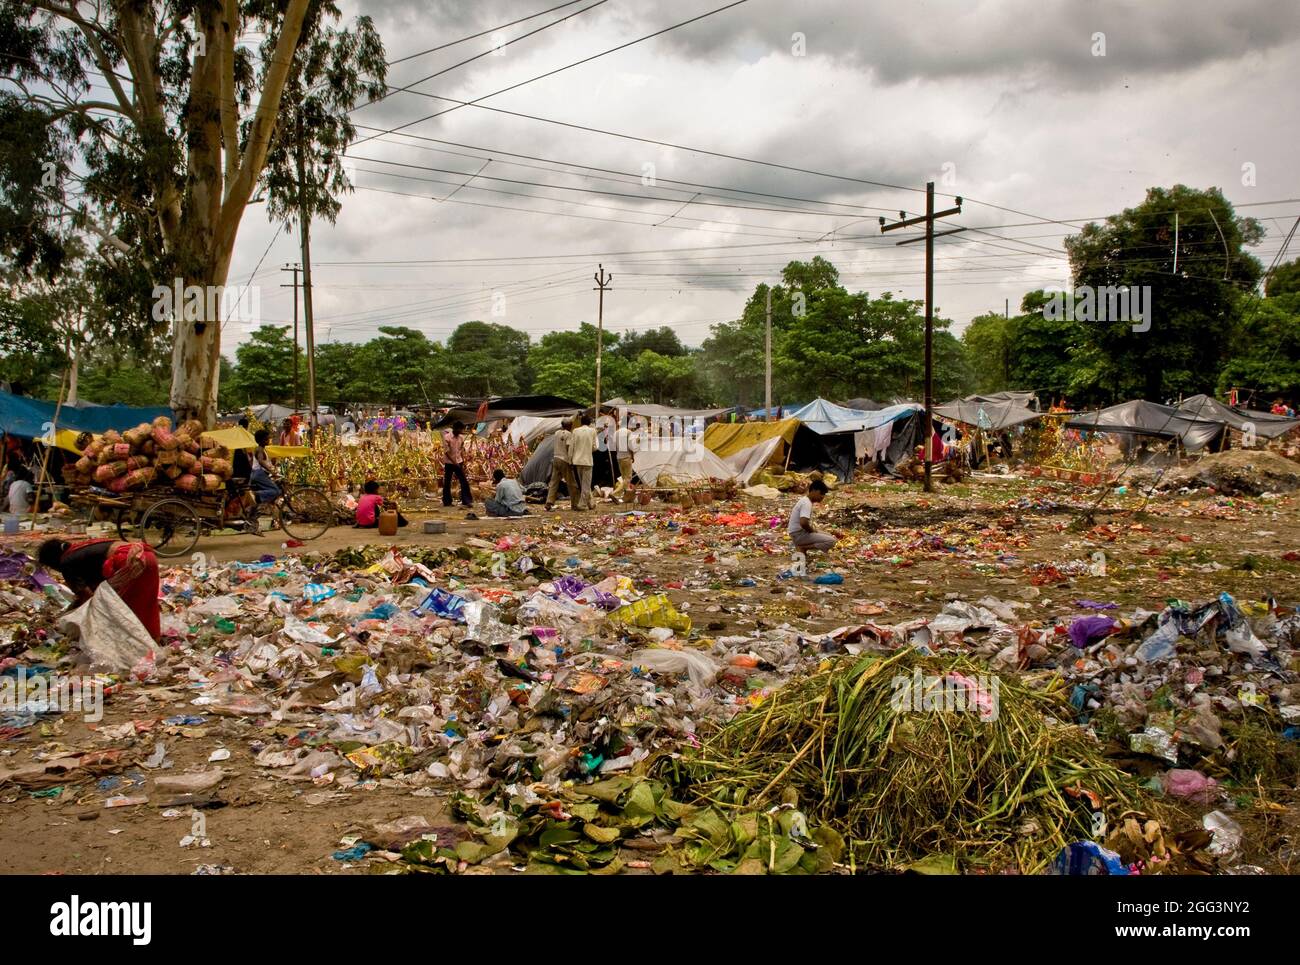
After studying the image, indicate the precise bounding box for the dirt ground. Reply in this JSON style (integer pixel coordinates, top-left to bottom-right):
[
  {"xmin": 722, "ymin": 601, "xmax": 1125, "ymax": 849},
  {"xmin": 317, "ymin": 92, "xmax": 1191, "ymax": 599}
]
[{"xmin": 3, "ymin": 470, "xmax": 1299, "ymax": 874}]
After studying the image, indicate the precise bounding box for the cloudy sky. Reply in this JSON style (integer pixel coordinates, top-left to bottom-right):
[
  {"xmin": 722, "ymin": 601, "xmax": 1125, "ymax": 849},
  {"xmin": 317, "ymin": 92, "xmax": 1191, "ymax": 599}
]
[{"xmin": 223, "ymin": 0, "xmax": 1300, "ymax": 353}]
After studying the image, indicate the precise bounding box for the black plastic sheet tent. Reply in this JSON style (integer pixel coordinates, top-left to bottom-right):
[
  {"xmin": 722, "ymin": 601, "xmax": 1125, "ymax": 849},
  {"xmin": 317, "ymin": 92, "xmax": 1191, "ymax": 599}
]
[
  {"xmin": 1065, "ymin": 400, "xmax": 1227, "ymax": 452},
  {"xmin": 1177, "ymin": 394, "xmax": 1300, "ymax": 439}
]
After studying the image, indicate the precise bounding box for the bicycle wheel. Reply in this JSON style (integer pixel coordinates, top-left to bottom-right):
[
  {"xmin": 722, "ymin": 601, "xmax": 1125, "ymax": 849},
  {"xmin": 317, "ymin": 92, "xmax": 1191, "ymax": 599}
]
[
  {"xmin": 278, "ymin": 486, "xmax": 333, "ymax": 541},
  {"xmin": 138, "ymin": 498, "xmax": 202, "ymax": 557}
]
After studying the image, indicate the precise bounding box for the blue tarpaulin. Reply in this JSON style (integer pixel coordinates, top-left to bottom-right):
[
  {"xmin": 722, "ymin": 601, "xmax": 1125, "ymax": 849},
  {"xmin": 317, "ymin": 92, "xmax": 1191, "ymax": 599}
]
[
  {"xmin": 788, "ymin": 398, "xmax": 921, "ymax": 434},
  {"xmin": 0, "ymin": 389, "xmax": 171, "ymax": 440}
]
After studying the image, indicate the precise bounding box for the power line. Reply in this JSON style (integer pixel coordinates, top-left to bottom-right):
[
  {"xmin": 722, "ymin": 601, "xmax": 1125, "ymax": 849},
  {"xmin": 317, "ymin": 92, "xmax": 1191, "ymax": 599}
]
[
  {"xmin": 351, "ymin": 0, "xmax": 752, "ymax": 146},
  {"xmin": 365, "ymin": 0, "xmax": 610, "ymax": 111},
  {"xmin": 387, "ymin": 1, "xmax": 591, "ymax": 66}
]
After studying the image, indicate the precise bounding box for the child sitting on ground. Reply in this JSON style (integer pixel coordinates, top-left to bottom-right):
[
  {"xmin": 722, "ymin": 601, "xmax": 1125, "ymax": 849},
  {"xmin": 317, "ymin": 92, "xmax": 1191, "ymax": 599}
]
[{"xmin": 354, "ymin": 479, "xmax": 408, "ymax": 528}]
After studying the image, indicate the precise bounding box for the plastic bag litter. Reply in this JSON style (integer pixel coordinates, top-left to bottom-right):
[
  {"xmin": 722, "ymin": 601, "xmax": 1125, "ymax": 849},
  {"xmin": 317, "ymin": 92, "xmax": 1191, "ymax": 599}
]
[
  {"xmin": 1203, "ymin": 810, "xmax": 1243, "ymax": 859},
  {"xmin": 1162, "ymin": 769, "xmax": 1219, "ymax": 804},
  {"xmin": 1135, "ymin": 621, "xmax": 1178, "ymax": 662},
  {"xmin": 57, "ymin": 582, "xmax": 154, "ymax": 672},
  {"xmin": 609, "ymin": 594, "xmax": 692, "ymax": 634},
  {"xmin": 1224, "ymin": 624, "xmax": 1268, "ymax": 659},
  {"xmin": 188, "ymin": 595, "xmax": 242, "ymax": 618},
  {"xmin": 281, "ymin": 616, "xmax": 338, "ymax": 646},
  {"xmin": 629, "ymin": 648, "xmax": 719, "ymax": 689}
]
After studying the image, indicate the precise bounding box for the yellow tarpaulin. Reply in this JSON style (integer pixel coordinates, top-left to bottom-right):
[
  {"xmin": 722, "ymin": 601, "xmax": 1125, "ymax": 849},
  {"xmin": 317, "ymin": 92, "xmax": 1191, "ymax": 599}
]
[
  {"xmin": 702, "ymin": 418, "xmax": 800, "ymax": 458},
  {"xmin": 266, "ymin": 444, "xmax": 309, "ymax": 459},
  {"xmin": 200, "ymin": 426, "xmax": 257, "ymax": 450}
]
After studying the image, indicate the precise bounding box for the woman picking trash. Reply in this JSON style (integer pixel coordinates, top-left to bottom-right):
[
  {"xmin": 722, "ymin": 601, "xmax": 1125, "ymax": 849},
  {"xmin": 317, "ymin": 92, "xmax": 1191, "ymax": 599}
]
[{"xmin": 37, "ymin": 537, "xmax": 161, "ymax": 641}]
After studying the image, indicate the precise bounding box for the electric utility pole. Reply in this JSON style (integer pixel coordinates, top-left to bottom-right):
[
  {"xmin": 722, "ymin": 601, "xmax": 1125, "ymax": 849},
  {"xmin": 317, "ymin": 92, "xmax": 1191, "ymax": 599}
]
[
  {"xmin": 880, "ymin": 181, "xmax": 963, "ymax": 493},
  {"xmin": 280, "ymin": 263, "xmax": 301, "ymax": 409},
  {"xmin": 593, "ymin": 264, "xmax": 613, "ymax": 412},
  {"xmin": 765, "ymin": 286, "xmax": 773, "ymax": 421},
  {"xmin": 295, "ymin": 106, "xmax": 318, "ymax": 437}
]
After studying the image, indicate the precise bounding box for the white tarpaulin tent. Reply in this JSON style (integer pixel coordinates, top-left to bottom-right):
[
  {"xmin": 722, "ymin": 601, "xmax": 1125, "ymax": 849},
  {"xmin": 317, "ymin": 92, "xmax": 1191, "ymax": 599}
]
[
  {"xmin": 718, "ymin": 435, "xmax": 785, "ymax": 485},
  {"xmin": 507, "ymin": 415, "xmax": 565, "ymax": 446},
  {"xmin": 632, "ymin": 439, "xmax": 736, "ymax": 486}
]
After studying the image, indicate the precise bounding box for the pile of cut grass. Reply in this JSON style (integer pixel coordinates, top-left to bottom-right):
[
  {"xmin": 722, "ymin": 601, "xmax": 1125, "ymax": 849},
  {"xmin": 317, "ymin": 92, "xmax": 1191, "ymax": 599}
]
[{"xmin": 670, "ymin": 650, "xmax": 1142, "ymax": 872}]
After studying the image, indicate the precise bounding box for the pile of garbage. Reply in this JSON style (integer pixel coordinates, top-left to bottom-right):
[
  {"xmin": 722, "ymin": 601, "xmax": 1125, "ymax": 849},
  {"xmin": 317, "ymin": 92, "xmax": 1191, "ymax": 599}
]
[
  {"xmin": 1158, "ymin": 449, "xmax": 1300, "ymax": 497},
  {"xmin": 62, "ymin": 417, "xmax": 234, "ymax": 494}
]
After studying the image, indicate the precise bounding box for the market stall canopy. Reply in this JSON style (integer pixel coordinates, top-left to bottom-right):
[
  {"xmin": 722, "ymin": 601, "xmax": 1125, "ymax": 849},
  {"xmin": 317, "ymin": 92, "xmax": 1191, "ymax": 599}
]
[
  {"xmin": 1177, "ymin": 394, "xmax": 1300, "ymax": 439},
  {"xmin": 0, "ymin": 389, "xmax": 170, "ymax": 439},
  {"xmin": 934, "ymin": 399, "xmax": 1041, "ymax": 431},
  {"xmin": 201, "ymin": 426, "xmax": 257, "ymax": 450},
  {"xmin": 789, "ymin": 398, "xmax": 922, "ymax": 435},
  {"xmin": 1065, "ymin": 400, "xmax": 1226, "ymax": 451},
  {"xmin": 437, "ymin": 394, "xmax": 586, "ymax": 427}
]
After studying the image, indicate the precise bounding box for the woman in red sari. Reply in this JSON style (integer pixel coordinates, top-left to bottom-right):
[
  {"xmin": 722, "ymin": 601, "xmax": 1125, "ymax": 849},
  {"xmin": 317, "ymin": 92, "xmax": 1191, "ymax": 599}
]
[{"xmin": 38, "ymin": 538, "xmax": 161, "ymax": 641}]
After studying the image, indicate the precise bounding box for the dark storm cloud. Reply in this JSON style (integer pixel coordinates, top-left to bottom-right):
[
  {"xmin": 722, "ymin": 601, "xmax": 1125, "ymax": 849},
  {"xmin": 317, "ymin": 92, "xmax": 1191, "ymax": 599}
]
[{"xmin": 634, "ymin": 0, "xmax": 1300, "ymax": 86}]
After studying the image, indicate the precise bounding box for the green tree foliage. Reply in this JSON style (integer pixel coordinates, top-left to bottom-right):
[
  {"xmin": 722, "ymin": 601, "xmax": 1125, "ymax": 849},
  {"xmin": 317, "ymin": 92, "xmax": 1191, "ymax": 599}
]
[
  {"xmin": 0, "ymin": 0, "xmax": 386, "ymax": 421},
  {"xmin": 445, "ymin": 321, "xmax": 531, "ymax": 397},
  {"xmin": 1265, "ymin": 258, "xmax": 1300, "ymax": 298},
  {"xmin": 1064, "ymin": 185, "xmax": 1263, "ymax": 400},
  {"xmin": 228, "ymin": 325, "xmax": 297, "ymax": 406},
  {"xmin": 962, "ymin": 312, "xmax": 1013, "ymax": 394},
  {"xmin": 0, "ymin": 288, "xmax": 64, "ymax": 394},
  {"xmin": 1217, "ymin": 292, "xmax": 1300, "ymax": 400},
  {"xmin": 613, "ymin": 326, "xmax": 688, "ymax": 359}
]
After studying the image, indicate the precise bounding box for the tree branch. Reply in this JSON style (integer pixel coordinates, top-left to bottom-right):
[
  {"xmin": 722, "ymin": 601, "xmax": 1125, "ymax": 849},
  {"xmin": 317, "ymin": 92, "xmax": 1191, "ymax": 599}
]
[
  {"xmin": 220, "ymin": 0, "xmax": 240, "ymax": 193},
  {"xmin": 217, "ymin": 0, "xmax": 310, "ymax": 258}
]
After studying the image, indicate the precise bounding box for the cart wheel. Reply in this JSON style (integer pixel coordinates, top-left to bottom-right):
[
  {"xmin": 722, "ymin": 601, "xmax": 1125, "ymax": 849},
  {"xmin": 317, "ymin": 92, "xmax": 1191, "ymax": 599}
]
[
  {"xmin": 139, "ymin": 498, "xmax": 202, "ymax": 557},
  {"xmin": 278, "ymin": 487, "xmax": 333, "ymax": 541},
  {"xmin": 114, "ymin": 507, "xmax": 135, "ymax": 541}
]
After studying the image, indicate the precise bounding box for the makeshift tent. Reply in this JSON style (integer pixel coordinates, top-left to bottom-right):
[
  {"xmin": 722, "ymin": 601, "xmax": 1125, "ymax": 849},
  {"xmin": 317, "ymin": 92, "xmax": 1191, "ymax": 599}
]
[
  {"xmin": 966, "ymin": 390, "xmax": 1038, "ymax": 409},
  {"xmin": 934, "ymin": 399, "xmax": 1041, "ymax": 431},
  {"xmin": 437, "ymin": 395, "xmax": 585, "ymax": 428},
  {"xmin": 746, "ymin": 404, "xmax": 804, "ymax": 420},
  {"xmin": 602, "ymin": 399, "xmax": 732, "ymax": 422},
  {"xmin": 631, "ymin": 438, "xmax": 736, "ymax": 486},
  {"xmin": 506, "ymin": 416, "xmax": 565, "ymax": 446},
  {"xmin": 1065, "ymin": 400, "xmax": 1226, "ymax": 452},
  {"xmin": 702, "ymin": 418, "xmax": 854, "ymax": 484},
  {"xmin": 1177, "ymin": 394, "xmax": 1300, "ymax": 439},
  {"xmin": 789, "ymin": 399, "xmax": 925, "ymax": 468},
  {"xmin": 519, "ymin": 434, "xmax": 617, "ymax": 492},
  {"xmin": 841, "ymin": 398, "xmax": 885, "ymax": 411},
  {"xmin": 0, "ymin": 389, "xmax": 170, "ymax": 439}
]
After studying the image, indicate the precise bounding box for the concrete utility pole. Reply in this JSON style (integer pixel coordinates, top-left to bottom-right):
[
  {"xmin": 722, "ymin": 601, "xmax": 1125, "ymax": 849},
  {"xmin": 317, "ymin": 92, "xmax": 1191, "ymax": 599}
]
[
  {"xmin": 295, "ymin": 107, "xmax": 318, "ymax": 437},
  {"xmin": 280, "ymin": 264, "xmax": 301, "ymax": 409},
  {"xmin": 880, "ymin": 182, "xmax": 964, "ymax": 493},
  {"xmin": 593, "ymin": 264, "xmax": 613, "ymax": 412},
  {"xmin": 765, "ymin": 286, "xmax": 773, "ymax": 421}
]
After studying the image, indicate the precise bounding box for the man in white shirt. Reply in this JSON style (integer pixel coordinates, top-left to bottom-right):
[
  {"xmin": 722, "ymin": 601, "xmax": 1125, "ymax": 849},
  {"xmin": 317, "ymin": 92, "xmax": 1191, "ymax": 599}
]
[
  {"xmin": 545, "ymin": 420, "xmax": 577, "ymax": 511},
  {"xmin": 7, "ymin": 466, "xmax": 34, "ymax": 515},
  {"xmin": 568, "ymin": 414, "xmax": 598, "ymax": 510},
  {"xmin": 612, "ymin": 414, "xmax": 635, "ymax": 503},
  {"xmin": 788, "ymin": 479, "xmax": 836, "ymax": 552}
]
